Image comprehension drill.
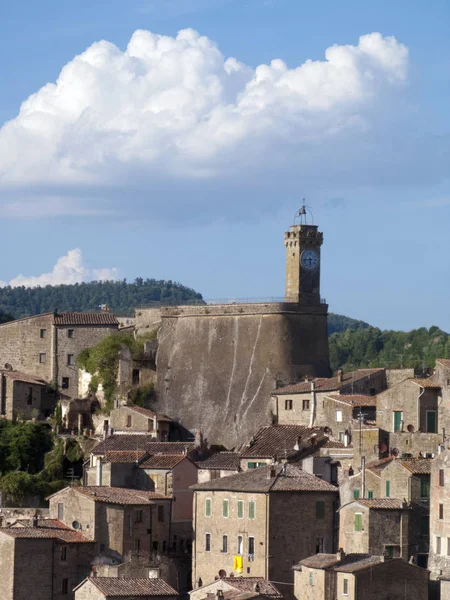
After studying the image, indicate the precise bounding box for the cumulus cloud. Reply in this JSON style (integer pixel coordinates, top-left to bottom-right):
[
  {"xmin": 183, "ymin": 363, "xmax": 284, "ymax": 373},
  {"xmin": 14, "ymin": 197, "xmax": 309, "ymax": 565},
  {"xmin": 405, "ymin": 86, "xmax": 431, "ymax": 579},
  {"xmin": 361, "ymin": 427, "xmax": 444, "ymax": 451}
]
[
  {"xmin": 0, "ymin": 249, "xmax": 118, "ymax": 288},
  {"xmin": 0, "ymin": 28, "xmax": 434, "ymax": 220}
]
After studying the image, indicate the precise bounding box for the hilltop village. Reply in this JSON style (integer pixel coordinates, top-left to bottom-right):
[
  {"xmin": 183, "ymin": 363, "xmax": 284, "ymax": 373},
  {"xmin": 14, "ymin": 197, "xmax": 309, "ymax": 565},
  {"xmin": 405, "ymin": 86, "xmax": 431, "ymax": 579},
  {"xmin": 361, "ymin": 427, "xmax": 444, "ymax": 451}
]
[{"xmin": 0, "ymin": 213, "xmax": 448, "ymax": 600}]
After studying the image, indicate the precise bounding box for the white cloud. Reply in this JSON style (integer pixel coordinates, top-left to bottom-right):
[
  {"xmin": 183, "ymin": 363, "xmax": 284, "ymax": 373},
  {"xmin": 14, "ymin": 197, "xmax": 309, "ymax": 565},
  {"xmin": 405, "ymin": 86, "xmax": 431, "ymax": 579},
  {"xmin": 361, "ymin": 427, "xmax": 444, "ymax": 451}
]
[
  {"xmin": 0, "ymin": 28, "xmax": 432, "ymax": 221},
  {"xmin": 0, "ymin": 249, "xmax": 119, "ymax": 288}
]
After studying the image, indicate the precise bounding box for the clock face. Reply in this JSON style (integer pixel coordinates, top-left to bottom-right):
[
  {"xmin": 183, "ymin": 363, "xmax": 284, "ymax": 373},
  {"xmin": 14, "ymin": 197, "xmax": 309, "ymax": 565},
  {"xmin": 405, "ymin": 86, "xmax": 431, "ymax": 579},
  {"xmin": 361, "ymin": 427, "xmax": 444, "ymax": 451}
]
[{"xmin": 301, "ymin": 249, "xmax": 319, "ymax": 271}]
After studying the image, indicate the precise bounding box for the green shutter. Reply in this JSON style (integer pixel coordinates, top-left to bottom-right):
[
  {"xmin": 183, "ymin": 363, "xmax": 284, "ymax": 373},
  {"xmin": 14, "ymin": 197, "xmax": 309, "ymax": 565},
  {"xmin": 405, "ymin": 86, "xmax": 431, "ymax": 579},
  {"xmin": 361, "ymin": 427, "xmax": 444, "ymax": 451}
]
[
  {"xmin": 353, "ymin": 489, "xmax": 360, "ymax": 499},
  {"xmin": 237, "ymin": 500, "xmax": 244, "ymax": 519},
  {"xmin": 316, "ymin": 501, "xmax": 325, "ymax": 519},
  {"xmin": 355, "ymin": 513, "xmax": 362, "ymax": 532},
  {"xmin": 249, "ymin": 501, "xmax": 255, "ymax": 520},
  {"xmin": 223, "ymin": 500, "xmax": 229, "ymax": 518},
  {"xmin": 205, "ymin": 498, "xmax": 211, "ymax": 517},
  {"xmin": 421, "ymin": 478, "xmax": 430, "ymax": 499},
  {"xmin": 368, "ymin": 490, "xmax": 373, "ymax": 499},
  {"xmin": 386, "ymin": 480, "xmax": 390, "ymax": 498},
  {"xmin": 394, "ymin": 411, "xmax": 402, "ymax": 432}
]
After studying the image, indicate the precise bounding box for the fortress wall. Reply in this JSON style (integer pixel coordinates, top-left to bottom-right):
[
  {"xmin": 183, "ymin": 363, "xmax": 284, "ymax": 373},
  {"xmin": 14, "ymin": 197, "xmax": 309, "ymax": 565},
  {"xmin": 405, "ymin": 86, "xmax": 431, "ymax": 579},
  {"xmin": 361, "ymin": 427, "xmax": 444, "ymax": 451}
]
[
  {"xmin": 135, "ymin": 307, "xmax": 162, "ymax": 335},
  {"xmin": 154, "ymin": 306, "xmax": 330, "ymax": 448}
]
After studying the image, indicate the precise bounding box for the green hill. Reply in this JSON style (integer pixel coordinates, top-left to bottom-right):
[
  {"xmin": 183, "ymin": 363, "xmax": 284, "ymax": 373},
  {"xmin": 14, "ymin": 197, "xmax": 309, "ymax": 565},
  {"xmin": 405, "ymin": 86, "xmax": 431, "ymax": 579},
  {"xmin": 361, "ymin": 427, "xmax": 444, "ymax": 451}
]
[{"xmin": 327, "ymin": 313, "xmax": 370, "ymax": 336}]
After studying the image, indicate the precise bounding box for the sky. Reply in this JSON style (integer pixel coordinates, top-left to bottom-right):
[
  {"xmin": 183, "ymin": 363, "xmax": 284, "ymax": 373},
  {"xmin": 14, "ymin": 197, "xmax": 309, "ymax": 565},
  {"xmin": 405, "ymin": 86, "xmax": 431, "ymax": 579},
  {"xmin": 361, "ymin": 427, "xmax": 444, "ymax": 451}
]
[{"xmin": 0, "ymin": 0, "xmax": 449, "ymax": 331}]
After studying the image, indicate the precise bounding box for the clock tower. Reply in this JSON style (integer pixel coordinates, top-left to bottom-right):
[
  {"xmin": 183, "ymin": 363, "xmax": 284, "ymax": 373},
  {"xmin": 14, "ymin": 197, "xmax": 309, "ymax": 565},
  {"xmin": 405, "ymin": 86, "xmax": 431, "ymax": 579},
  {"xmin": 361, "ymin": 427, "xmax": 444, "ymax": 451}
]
[{"xmin": 284, "ymin": 205, "xmax": 323, "ymax": 303}]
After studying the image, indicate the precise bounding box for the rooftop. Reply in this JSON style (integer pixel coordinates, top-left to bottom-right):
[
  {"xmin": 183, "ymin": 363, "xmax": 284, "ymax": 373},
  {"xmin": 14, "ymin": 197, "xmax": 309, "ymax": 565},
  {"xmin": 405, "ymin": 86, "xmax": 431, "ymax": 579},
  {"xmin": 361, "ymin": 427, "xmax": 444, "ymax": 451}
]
[
  {"xmin": 103, "ymin": 450, "xmax": 147, "ymax": 463},
  {"xmin": 326, "ymin": 394, "xmax": 377, "ymax": 407},
  {"xmin": 274, "ymin": 369, "xmax": 384, "ymax": 395},
  {"xmin": 437, "ymin": 359, "xmax": 450, "ymax": 369},
  {"xmin": 410, "ymin": 378, "xmax": 441, "ymax": 389},
  {"xmin": 83, "ymin": 577, "xmax": 178, "ymax": 597},
  {"xmin": 118, "ymin": 405, "xmax": 172, "ymax": 421},
  {"xmin": 50, "ymin": 486, "xmax": 171, "ymax": 505},
  {"xmin": 53, "ymin": 312, "xmax": 119, "ymax": 326},
  {"xmin": 0, "ymin": 370, "xmax": 46, "ymax": 386},
  {"xmin": 92, "ymin": 436, "xmax": 196, "ymax": 456},
  {"xmin": 240, "ymin": 425, "xmax": 328, "ymax": 460},
  {"xmin": 0, "ymin": 519, "xmax": 91, "ymax": 543},
  {"xmin": 355, "ymin": 498, "xmax": 406, "ymax": 510},
  {"xmin": 366, "ymin": 457, "xmax": 394, "ymax": 476},
  {"xmin": 220, "ymin": 578, "xmax": 283, "ymax": 599},
  {"xmin": 396, "ymin": 457, "xmax": 432, "ymax": 475},
  {"xmin": 297, "ymin": 553, "xmax": 381, "ymax": 572},
  {"xmin": 192, "ymin": 464, "xmax": 338, "ymax": 494},
  {"xmin": 139, "ymin": 454, "xmax": 189, "ymax": 469},
  {"xmin": 196, "ymin": 452, "xmax": 241, "ymax": 471}
]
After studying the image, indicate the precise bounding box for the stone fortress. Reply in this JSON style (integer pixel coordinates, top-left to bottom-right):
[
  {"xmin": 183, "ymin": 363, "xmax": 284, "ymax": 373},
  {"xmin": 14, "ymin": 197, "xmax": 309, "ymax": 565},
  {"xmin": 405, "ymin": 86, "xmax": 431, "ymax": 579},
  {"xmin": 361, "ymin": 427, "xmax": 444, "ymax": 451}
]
[{"xmin": 137, "ymin": 207, "xmax": 331, "ymax": 447}]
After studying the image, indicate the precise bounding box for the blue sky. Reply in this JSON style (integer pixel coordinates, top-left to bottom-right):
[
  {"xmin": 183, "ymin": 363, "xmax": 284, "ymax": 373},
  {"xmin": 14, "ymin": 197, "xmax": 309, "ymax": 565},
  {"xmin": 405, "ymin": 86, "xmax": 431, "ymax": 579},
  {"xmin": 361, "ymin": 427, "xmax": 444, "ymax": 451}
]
[{"xmin": 0, "ymin": 0, "xmax": 449, "ymax": 330}]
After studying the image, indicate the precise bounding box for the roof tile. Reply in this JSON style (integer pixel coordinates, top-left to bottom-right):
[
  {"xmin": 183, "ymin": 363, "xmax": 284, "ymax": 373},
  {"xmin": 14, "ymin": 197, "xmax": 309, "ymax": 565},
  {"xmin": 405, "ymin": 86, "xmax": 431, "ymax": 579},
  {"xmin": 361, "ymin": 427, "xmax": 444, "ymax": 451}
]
[
  {"xmin": 53, "ymin": 312, "xmax": 119, "ymax": 326},
  {"xmin": 220, "ymin": 578, "xmax": 283, "ymax": 599},
  {"xmin": 240, "ymin": 425, "xmax": 328, "ymax": 460},
  {"xmin": 0, "ymin": 519, "xmax": 92, "ymax": 543},
  {"xmin": 73, "ymin": 486, "xmax": 170, "ymax": 505},
  {"xmin": 88, "ymin": 577, "xmax": 178, "ymax": 597},
  {"xmin": 92, "ymin": 436, "xmax": 196, "ymax": 456},
  {"xmin": 197, "ymin": 452, "xmax": 241, "ymax": 471},
  {"xmin": 274, "ymin": 369, "xmax": 384, "ymax": 395}
]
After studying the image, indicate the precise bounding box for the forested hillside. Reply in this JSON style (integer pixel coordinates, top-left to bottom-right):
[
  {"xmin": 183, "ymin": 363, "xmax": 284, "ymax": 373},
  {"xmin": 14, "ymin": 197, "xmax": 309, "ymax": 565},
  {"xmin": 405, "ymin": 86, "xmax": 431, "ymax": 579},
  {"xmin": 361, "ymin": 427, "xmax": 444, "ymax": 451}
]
[
  {"xmin": 329, "ymin": 325, "xmax": 450, "ymax": 372},
  {"xmin": 0, "ymin": 279, "xmax": 203, "ymax": 318},
  {"xmin": 327, "ymin": 313, "xmax": 370, "ymax": 335}
]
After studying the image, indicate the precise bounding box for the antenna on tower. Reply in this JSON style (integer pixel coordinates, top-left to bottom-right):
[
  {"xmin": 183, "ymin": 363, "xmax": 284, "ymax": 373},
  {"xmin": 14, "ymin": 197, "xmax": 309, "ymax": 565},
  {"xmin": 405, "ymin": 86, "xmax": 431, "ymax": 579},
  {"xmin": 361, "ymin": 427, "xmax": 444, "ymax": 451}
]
[{"xmin": 293, "ymin": 199, "xmax": 315, "ymax": 225}]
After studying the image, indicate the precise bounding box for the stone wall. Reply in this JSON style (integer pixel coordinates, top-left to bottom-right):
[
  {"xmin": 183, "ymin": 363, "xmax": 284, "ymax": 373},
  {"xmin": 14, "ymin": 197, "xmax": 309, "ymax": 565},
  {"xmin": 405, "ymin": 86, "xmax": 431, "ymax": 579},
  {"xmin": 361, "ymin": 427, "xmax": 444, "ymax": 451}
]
[
  {"xmin": 428, "ymin": 449, "xmax": 450, "ymax": 580},
  {"xmin": 353, "ymin": 559, "xmax": 429, "ymax": 600},
  {"xmin": 294, "ymin": 566, "xmax": 330, "ymax": 600},
  {"xmin": 135, "ymin": 308, "xmax": 162, "ymax": 336},
  {"xmin": 154, "ymin": 303, "xmax": 330, "ymax": 447}
]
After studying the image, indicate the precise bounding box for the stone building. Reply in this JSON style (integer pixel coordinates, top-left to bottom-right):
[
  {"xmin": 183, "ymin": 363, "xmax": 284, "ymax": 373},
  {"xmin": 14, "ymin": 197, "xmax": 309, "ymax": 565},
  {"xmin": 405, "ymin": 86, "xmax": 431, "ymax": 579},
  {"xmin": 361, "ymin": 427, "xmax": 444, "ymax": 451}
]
[
  {"xmin": 0, "ymin": 368, "xmax": 55, "ymax": 420},
  {"xmin": 428, "ymin": 448, "xmax": 450, "ymax": 585},
  {"xmin": 191, "ymin": 463, "xmax": 338, "ymax": 599},
  {"xmin": 0, "ymin": 517, "xmax": 95, "ymax": 600},
  {"xmin": 338, "ymin": 498, "xmax": 428, "ymax": 565},
  {"xmin": 190, "ymin": 578, "xmax": 283, "ymax": 600},
  {"xmin": 339, "ymin": 457, "xmax": 394, "ymax": 504},
  {"xmin": 142, "ymin": 214, "xmax": 332, "ymax": 448},
  {"xmin": 109, "ymin": 405, "xmax": 172, "ymax": 440},
  {"xmin": 74, "ymin": 577, "xmax": 179, "ymax": 600},
  {"xmin": 0, "ymin": 311, "xmax": 119, "ymax": 400},
  {"xmin": 272, "ymin": 368, "xmax": 386, "ymax": 428},
  {"xmin": 48, "ymin": 486, "xmax": 171, "ymax": 561},
  {"xmin": 378, "ymin": 457, "xmax": 432, "ymax": 504},
  {"xmin": 196, "ymin": 453, "xmax": 241, "ymax": 483},
  {"xmin": 293, "ymin": 552, "xmax": 429, "ymax": 600}
]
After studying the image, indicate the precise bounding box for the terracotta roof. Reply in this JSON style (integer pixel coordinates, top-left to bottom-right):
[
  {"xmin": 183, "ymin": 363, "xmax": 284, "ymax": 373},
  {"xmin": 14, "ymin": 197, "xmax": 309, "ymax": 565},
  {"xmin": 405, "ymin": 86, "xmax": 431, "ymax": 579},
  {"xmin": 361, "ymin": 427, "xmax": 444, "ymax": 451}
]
[
  {"xmin": 298, "ymin": 553, "xmax": 381, "ymax": 572},
  {"xmin": 139, "ymin": 454, "xmax": 188, "ymax": 469},
  {"xmin": 104, "ymin": 450, "xmax": 147, "ymax": 463},
  {"xmin": 192, "ymin": 464, "xmax": 338, "ymax": 493},
  {"xmin": 436, "ymin": 359, "xmax": 450, "ymax": 368},
  {"xmin": 197, "ymin": 452, "xmax": 241, "ymax": 471},
  {"xmin": 240, "ymin": 425, "xmax": 328, "ymax": 460},
  {"xmin": 411, "ymin": 378, "xmax": 441, "ymax": 389},
  {"xmin": 220, "ymin": 578, "xmax": 283, "ymax": 599},
  {"xmin": 206, "ymin": 591, "xmax": 259, "ymax": 600},
  {"xmin": 327, "ymin": 394, "xmax": 377, "ymax": 407},
  {"xmin": 397, "ymin": 458, "xmax": 432, "ymax": 475},
  {"xmin": 356, "ymin": 499, "xmax": 406, "ymax": 510},
  {"xmin": 0, "ymin": 519, "xmax": 92, "ymax": 543},
  {"xmin": 92, "ymin": 436, "xmax": 195, "ymax": 456},
  {"xmin": 366, "ymin": 457, "xmax": 394, "ymax": 476},
  {"xmin": 1, "ymin": 370, "xmax": 45, "ymax": 386},
  {"xmin": 86, "ymin": 577, "xmax": 178, "ymax": 597},
  {"xmin": 53, "ymin": 312, "xmax": 119, "ymax": 326},
  {"xmin": 121, "ymin": 405, "xmax": 172, "ymax": 422},
  {"xmin": 274, "ymin": 369, "xmax": 384, "ymax": 395},
  {"xmin": 73, "ymin": 486, "xmax": 171, "ymax": 505}
]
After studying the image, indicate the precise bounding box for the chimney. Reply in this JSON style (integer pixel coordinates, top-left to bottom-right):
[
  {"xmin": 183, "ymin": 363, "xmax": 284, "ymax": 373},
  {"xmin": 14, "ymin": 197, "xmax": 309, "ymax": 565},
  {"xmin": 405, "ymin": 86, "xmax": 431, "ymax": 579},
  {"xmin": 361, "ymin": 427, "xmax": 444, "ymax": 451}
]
[
  {"xmin": 343, "ymin": 432, "xmax": 349, "ymax": 448},
  {"xmin": 254, "ymin": 583, "xmax": 261, "ymax": 593},
  {"xmin": 96, "ymin": 458, "xmax": 103, "ymax": 486},
  {"xmin": 336, "ymin": 548, "xmax": 345, "ymax": 561},
  {"xmin": 216, "ymin": 590, "xmax": 224, "ymax": 600},
  {"xmin": 32, "ymin": 513, "xmax": 38, "ymax": 528},
  {"xmin": 153, "ymin": 415, "xmax": 158, "ymax": 432},
  {"xmin": 337, "ymin": 370, "xmax": 343, "ymax": 384},
  {"xmin": 304, "ymin": 375, "xmax": 309, "ymax": 382},
  {"xmin": 310, "ymin": 381, "xmax": 315, "ymax": 392},
  {"xmin": 267, "ymin": 466, "xmax": 277, "ymax": 479},
  {"xmin": 195, "ymin": 429, "xmax": 203, "ymax": 448},
  {"xmin": 293, "ymin": 436, "xmax": 302, "ymax": 451}
]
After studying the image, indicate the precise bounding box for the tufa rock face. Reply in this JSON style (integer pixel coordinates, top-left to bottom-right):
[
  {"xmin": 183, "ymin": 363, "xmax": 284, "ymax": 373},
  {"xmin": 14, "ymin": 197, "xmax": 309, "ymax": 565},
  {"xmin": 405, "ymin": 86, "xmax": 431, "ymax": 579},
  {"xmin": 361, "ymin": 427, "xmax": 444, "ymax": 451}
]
[{"xmin": 151, "ymin": 303, "xmax": 331, "ymax": 448}]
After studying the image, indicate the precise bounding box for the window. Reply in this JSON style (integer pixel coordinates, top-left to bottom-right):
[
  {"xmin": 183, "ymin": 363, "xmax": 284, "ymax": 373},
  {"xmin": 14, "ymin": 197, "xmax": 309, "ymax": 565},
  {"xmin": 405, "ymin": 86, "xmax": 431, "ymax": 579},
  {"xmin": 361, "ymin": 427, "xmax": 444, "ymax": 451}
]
[
  {"xmin": 426, "ymin": 410, "xmax": 437, "ymax": 433},
  {"xmin": 440, "ymin": 469, "xmax": 445, "ymax": 487},
  {"xmin": 248, "ymin": 462, "xmax": 265, "ymax": 469},
  {"xmin": 100, "ymin": 543, "xmax": 105, "ymax": 552},
  {"xmin": 132, "ymin": 369, "xmax": 141, "ymax": 385},
  {"xmin": 355, "ymin": 513, "xmax": 362, "ymax": 532},
  {"xmin": 420, "ymin": 478, "xmax": 430, "ymax": 499},
  {"xmin": 135, "ymin": 510, "xmax": 143, "ymax": 523},
  {"xmin": 62, "ymin": 377, "xmax": 69, "ymax": 389},
  {"xmin": 127, "ymin": 414, "xmax": 132, "ymax": 427},
  {"xmin": 248, "ymin": 501, "xmax": 255, "ymax": 520},
  {"xmin": 393, "ymin": 411, "xmax": 402, "ymax": 432},
  {"xmin": 309, "ymin": 571, "xmax": 314, "ymax": 585},
  {"xmin": 285, "ymin": 399, "xmax": 293, "ymax": 410},
  {"xmin": 205, "ymin": 533, "xmax": 211, "ymax": 552},
  {"xmin": 163, "ymin": 541, "xmax": 167, "ymax": 552},
  {"xmin": 440, "ymin": 504, "xmax": 444, "ymax": 520},
  {"xmin": 222, "ymin": 499, "xmax": 229, "ymax": 518},
  {"xmin": 316, "ymin": 501, "xmax": 325, "ymax": 519},
  {"xmin": 60, "ymin": 546, "xmax": 67, "ymax": 561},
  {"xmin": 368, "ymin": 490, "xmax": 373, "ymax": 499},
  {"xmin": 237, "ymin": 535, "xmax": 243, "ymax": 554},
  {"xmin": 369, "ymin": 387, "xmax": 376, "ymax": 396},
  {"xmin": 237, "ymin": 500, "xmax": 244, "ymax": 519},
  {"xmin": 222, "ymin": 535, "xmax": 228, "ymax": 553},
  {"xmin": 67, "ymin": 354, "xmax": 74, "ymax": 366},
  {"xmin": 336, "ymin": 410, "xmax": 343, "ymax": 422},
  {"xmin": 302, "ymin": 399, "xmax": 310, "ymax": 410},
  {"xmin": 134, "ymin": 539, "xmax": 141, "ymax": 552},
  {"xmin": 353, "ymin": 489, "xmax": 360, "ymax": 499},
  {"xmin": 39, "ymin": 353, "xmax": 46, "ymax": 364},
  {"xmin": 248, "ymin": 536, "xmax": 255, "ymax": 557},
  {"xmin": 68, "ymin": 329, "xmax": 74, "ymax": 339},
  {"xmin": 158, "ymin": 505, "xmax": 165, "ymax": 522},
  {"xmin": 343, "ymin": 578, "xmax": 349, "ymax": 595},
  {"xmin": 27, "ymin": 387, "xmax": 33, "ymax": 405},
  {"xmin": 316, "ymin": 537, "xmax": 324, "ymax": 553},
  {"xmin": 40, "ymin": 329, "xmax": 46, "ymax": 339},
  {"xmin": 436, "ymin": 536, "xmax": 442, "ymax": 555},
  {"xmin": 385, "ymin": 480, "xmax": 391, "ymax": 498},
  {"xmin": 420, "ymin": 516, "xmax": 429, "ymax": 535},
  {"xmin": 205, "ymin": 498, "xmax": 212, "ymax": 517},
  {"xmin": 58, "ymin": 503, "xmax": 64, "ymax": 521},
  {"xmin": 152, "ymin": 541, "xmax": 159, "ymax": 552},
  {"xmin": 62, "ymin": 579, "xmax": 69, "ymax": 595}
]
